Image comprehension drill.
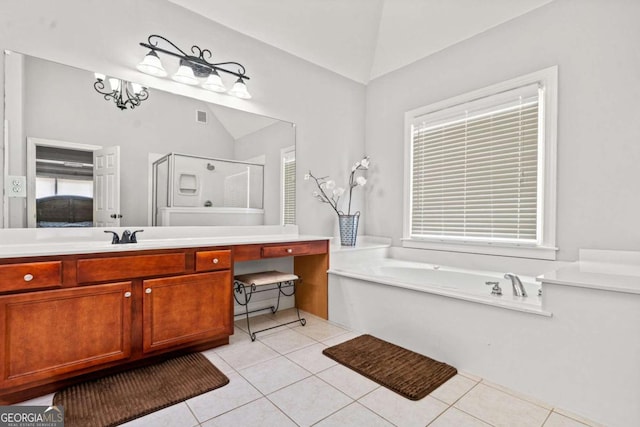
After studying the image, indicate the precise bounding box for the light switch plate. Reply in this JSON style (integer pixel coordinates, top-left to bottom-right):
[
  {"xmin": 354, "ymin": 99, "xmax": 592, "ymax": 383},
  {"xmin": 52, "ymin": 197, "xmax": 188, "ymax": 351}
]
[{"xmin": 6, "ymin": 175, "xmax": 26, "ymax": 198}]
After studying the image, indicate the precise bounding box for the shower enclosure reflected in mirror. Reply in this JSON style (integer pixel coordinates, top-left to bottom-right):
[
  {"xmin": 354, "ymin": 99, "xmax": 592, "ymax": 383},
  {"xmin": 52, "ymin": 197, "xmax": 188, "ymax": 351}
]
[
  {"xmin": 152, "ymin": 153, "xmax": 266, "ymax": 226},
  {"xmin": 2, "ymin": 50, "xmax": 296, "ymax": 228}
]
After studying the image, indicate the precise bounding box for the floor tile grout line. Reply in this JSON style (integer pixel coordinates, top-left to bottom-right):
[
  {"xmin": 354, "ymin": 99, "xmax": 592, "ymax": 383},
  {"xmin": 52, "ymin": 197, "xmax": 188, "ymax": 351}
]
[
  {"xmin": 453, "ymin": 391, "xmax": 549, "ymax": 427},
  {"xmin": 429, "ymin": 379, "xmax": 500, "ymax": 427},
  {"xmin": 190, "ymin": 393, "xmax": 268, "ymax": 426},
  {"xmin": 263, "ymin": 393, "xmax": 303, "ymax": 427},
  {"xmin": 352, "ymin": 388, "xmax": 400, "ymax": 427},
  {"xmin": 235, "ymin": 356, "xmax": 314, "ymax": 396},
  {"xmin": 541, "ymin": 409, "xmax": 553, "ymax": 426},
  {"xmin": 421, "ymin": 402, "xmax": 450, "ymax": 427},
  {"xmin": 262, "ymin": 369, "xmax": 355, "ymax": 427},
  {"xmin": 439, "ymin": 406, "xmax": 498, "ymax": 427},
  {"xmin": 308, "ymin": 400, "xmax": 385, "ymax": 427},
  {"xmin": 184, "ymin": 399, "xmax": 204, "ymax": 426},
  {"xmin": 433, "ymin": 378, "xmax": 482, "ymax": 407},
  {"xmin": 478, "ymin": 379, "xmax": 554, "ymax": 412},
  {"xmin": 259, "ymin": 338, "xmax": 320, "ymax": 356},
  {"xmin": 282, "ymin": 350, "xmax": 337, "ymax": 376},
  {"xmin": 548, "ymin": 409, "xmax": 593, "ymax": 427},
  {"xmin": 311, "ymin": 361, "xmax": 385, "ymax": 402}
]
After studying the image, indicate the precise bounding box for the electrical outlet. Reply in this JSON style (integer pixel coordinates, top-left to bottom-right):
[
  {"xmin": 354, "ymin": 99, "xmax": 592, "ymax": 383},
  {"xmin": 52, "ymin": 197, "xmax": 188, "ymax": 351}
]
[{"xmin": 6, "ymin": 175, "xmax": 26, "ymax": 198}]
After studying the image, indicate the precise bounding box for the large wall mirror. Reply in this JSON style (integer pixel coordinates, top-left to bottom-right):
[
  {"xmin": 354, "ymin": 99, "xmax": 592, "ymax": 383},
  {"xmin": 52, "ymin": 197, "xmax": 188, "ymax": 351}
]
[{"xmin": 2, "ymin": 51, "xmax": 296, "ymax": 229}]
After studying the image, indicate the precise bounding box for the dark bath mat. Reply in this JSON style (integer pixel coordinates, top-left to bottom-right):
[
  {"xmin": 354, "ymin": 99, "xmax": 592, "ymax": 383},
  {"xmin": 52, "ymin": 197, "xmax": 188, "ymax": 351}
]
[
  {"xmin": 53, "ymin": 352, "xmax": 229, "ymax": 427},
  {"xmin": 323, "ymin": 334, "xmax": 457, "ymax": 400}
]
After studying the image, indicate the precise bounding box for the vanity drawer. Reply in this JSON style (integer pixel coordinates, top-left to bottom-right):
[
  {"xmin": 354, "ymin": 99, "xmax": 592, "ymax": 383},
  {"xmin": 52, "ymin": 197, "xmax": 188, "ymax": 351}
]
[
  {"xmin": 195, "ymin": 250, "xmax": 231, "ymax": 272},
  {"xmin": 261, "ymin": 241, "xmax": 328, "ymax": 258},
  {"xmin": 77, "ymin": 253, "xmax": 186, "ymax": 283},
  {"xmin": 0, "ymin": 261, "xmax": 62, "ymax": 292}
]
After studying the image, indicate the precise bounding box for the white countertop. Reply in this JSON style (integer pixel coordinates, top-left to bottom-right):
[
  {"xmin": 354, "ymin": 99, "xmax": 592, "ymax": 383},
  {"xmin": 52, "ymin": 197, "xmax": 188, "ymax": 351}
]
[
  {"xmin": 330, "ymin": 235, "xmax": 392, "ymax": 252},
  {"xmin": 537, "ymin": 249, "xmax": 640, "ymax": 295},
  {"xmin": 0, "ymin": 225, "xmax": 331, "ymax": 258}
]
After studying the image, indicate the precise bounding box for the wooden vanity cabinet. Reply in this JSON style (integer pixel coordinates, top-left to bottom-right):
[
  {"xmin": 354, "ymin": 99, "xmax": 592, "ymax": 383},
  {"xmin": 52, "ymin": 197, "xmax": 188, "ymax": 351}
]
[
  {"xmin": 142, "ymin": 271, "xmax": 232, "ymax": 353},
  {"xmin": 233, "ymin": 240, "xmax": 330, "ymax": 318},
  {"xmin": 0, "ymin": 247, "xmax": 233, "ymax": 403},
  {"xmin": 0, "ymin": 282, "xmax": 132, "ymax": 389},
  {"xmin": 0, "ymin": 239, "xmax": 328, "ymax": 403}
]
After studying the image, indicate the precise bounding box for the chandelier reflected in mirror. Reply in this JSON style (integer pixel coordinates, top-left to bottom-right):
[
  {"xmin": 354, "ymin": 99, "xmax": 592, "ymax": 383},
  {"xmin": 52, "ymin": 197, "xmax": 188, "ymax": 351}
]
[
  {"xmin": 93, "ymin": 73, "xmax": 149, "ymax": 110},
  {"xmin": 136, "ymin": 34, "xmax": 251, "ymax": 99}
]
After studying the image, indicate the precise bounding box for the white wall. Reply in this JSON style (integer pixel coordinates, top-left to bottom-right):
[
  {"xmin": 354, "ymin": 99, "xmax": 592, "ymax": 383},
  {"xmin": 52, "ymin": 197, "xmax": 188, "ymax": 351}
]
[
  {"xmin": 0, "ymin": 0, "xmax": 366, "ymax": 236},
  {"xmin": 364, "ymin": 0, "xmax": 640, "ymax": 261}
]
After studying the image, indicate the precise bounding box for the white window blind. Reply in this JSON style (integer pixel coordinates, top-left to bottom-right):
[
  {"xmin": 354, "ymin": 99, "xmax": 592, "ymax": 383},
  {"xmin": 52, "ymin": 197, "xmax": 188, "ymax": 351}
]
[
  {"xmin": 282, "ymin": 155, "xmax": 296, "ymax": 225},
  {"xmin": 410, "ymin": 84, "xmax": 541, "ymax": 244}
]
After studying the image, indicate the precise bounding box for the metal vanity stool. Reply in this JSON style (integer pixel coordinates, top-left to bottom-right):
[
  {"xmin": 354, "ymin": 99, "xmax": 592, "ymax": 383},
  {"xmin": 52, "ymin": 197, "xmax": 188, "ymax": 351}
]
[{"xmin": 233, "ymin": 271, "xmax": 306, "ymax": 341}]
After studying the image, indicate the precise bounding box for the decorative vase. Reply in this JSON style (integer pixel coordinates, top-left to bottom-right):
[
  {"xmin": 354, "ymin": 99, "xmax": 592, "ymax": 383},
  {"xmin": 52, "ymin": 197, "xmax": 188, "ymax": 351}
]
[{"xmin": 338, "ymin": 212, "xmax": 360, "ymax": 246}]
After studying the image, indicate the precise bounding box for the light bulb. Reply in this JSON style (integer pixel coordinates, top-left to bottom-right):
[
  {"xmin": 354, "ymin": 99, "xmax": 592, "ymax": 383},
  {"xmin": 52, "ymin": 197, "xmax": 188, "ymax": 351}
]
[
  {"xmin": 172, "ymin": 64, "xmax": 198, "ymax": 85},
  {"xmin": 94, "ymin": 72, "xmax": 106, "ymax": 81},
  {"xmin": 202, "ymin": 70, "xmax": 226, "ymax": 92},
  {"xmin": 136, "ymin": 50, "xmax": 168, "ymax": 77},
  {"xmin": 108, "ymin": 78, "xmax": 121, "ymax": 92},
  {"xmin": 131, "ymin": 82, "xmax": 144, "ymax": 94},
  {"xmin": 228, "ymin": 77, "xmax": 251, "ymax": 99}
]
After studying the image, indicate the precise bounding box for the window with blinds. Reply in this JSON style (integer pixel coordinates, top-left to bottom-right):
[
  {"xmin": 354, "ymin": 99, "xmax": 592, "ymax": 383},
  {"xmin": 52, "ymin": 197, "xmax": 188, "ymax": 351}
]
[
  {"xmin": 282, "ymin": 151, "xmax": 296, "ymax": 225},
  {"xmin": 410, "ymin": 84, "xmax": 542, "ymax": 245}
]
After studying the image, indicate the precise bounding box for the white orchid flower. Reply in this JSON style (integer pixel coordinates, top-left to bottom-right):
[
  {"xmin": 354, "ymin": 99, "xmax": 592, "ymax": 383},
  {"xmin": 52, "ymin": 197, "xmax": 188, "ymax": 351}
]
[
  {"xmin": 326, "ymin": 180, "xmax": 336, "ymax": 190},
  {"xmin": 351, "ymin": 161, "xmax": 360, "ymax": 172},
  {"xmin": 356, "ymin": 176, "xmax": 367, "ymax": 186},
  {"xmin": 360, "ymin": 157, "xmax": 370, "ymax": 169},
  {"xmin": 333, "ymin": 187, "xmax": 345, "ymax": 197}
]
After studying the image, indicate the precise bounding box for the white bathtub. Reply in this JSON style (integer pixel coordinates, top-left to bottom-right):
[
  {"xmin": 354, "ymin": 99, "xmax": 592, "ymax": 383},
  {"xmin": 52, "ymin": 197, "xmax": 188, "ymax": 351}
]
[
  {"xmin": 329, "ymin": 257, "xmax": 546, "ymax": 315},
  {"xmin": 327, "ymin": 245, "xmax": 640, "ymax": 426}
]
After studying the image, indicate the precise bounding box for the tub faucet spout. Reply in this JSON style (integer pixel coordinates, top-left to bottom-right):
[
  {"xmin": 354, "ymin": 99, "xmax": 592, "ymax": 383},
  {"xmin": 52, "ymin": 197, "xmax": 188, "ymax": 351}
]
[{"xmin": 504, "ymin": 273, "xmax": 527, "ymax": 297}]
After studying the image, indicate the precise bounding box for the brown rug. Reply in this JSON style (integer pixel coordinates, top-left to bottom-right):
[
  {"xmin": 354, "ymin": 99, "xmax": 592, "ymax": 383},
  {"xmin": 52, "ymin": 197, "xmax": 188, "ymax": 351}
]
[
  {"xmin": 53, "ymin": 353, "xmax": 229, "ymax": 427},
  {"xmin": 323, "ymin": 334, "xmax": 457, "ymax": 400}
]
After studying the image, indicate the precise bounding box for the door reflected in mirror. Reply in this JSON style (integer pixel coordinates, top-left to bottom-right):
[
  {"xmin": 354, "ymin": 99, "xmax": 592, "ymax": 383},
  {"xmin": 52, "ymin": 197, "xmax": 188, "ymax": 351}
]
[{"xmin": 3, "ymin": 51, "xmax": 295, "ymax": 229}]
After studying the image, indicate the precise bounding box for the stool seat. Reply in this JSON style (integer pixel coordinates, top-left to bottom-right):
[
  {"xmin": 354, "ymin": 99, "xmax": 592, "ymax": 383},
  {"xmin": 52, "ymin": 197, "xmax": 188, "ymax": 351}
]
[
  {"xmin": 234, "ymin": 271, "xmax": 299, "ymax": 287},
  {"xmin": 233, "ymin": 270, "xmax": 306, "ymax": 341}
]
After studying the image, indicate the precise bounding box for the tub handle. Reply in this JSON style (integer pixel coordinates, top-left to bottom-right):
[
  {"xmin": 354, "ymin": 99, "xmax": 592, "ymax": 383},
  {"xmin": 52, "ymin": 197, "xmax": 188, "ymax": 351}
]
[{"xmin": 485, "ymin": 281, "xmax": 502, "ymax": 296}]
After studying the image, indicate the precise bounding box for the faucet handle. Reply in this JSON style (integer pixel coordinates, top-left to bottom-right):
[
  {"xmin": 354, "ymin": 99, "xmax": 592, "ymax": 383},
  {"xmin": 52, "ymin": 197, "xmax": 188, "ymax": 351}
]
[
  {"xmin": 130, "ymin": 230, "xmax": 144, "ymax": 243},
  {"xmin": 485, "ymin": 281, "xmax": 502, "ymax": 296},
  {"xmin": 104, "ymin": 230, "xmax": 120, "ymax": 244}
]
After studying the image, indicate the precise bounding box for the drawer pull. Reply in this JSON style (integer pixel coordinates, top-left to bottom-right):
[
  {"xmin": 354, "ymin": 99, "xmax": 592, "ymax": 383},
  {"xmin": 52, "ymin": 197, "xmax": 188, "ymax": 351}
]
[
  {"xmin": 286, "ymin": 248, "xmax": 293, "ymax": 254},
  {"xmin": 145, "ymin": 288, "xmax": 152, "ymax": 294},
  {"xmin": 212, "ymin": 258, "xmax": 219, "ymax": 264},
  {"xmin": 124, "ymin": 291, "xmax": 132, "ymax": 298},
  {"xmin": 23, "ymin": 274, "xmax": 34, "ymax": 282}
]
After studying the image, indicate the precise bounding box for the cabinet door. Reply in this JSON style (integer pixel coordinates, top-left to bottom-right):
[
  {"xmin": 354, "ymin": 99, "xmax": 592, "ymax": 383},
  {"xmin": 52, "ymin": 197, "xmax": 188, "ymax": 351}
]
[
  {"xmin": 0, "ymin": 282, "xmax": 132, "ymax": 389},
  {"xmin": 142, "ymin": 271, "xmax": 232, "ymax": 353}
]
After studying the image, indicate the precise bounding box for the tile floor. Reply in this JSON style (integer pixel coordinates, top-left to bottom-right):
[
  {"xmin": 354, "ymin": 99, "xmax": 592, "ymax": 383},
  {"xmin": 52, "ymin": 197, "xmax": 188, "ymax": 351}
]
[{"xmin": 18, "ymin": 309, "xmax": 601, "ymax": 427}]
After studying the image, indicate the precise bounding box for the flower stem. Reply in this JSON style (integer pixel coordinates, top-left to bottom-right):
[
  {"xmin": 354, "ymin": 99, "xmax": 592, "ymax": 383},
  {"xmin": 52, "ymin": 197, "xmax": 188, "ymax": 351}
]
[{"xmin": 308, "ymin": 171, "xmax": 341, "ymax": 216}]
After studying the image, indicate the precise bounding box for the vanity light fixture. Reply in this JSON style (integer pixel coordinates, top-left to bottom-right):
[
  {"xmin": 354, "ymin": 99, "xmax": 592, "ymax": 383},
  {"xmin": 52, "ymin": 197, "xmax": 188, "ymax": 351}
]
[
  {"xmin": 137, "ymin": 34, "xmax": 252, "ymax": 99},
  {"xmin": 93, "ymin": 73, "xmax": 149, "ymax": 110}
]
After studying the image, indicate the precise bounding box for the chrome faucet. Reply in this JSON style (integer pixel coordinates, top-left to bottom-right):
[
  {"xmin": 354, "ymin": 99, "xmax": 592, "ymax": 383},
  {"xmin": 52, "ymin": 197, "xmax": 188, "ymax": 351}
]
[{"xmin": 504, "ymin": 273, "xmax": 527, "ymax": 297}]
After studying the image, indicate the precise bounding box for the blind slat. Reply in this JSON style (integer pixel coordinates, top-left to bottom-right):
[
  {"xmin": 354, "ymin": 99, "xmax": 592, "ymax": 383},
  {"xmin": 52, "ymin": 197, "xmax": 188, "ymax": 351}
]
[{"xmin": 411, "ymin": 93, "xmax": 540, "ymax": 243}]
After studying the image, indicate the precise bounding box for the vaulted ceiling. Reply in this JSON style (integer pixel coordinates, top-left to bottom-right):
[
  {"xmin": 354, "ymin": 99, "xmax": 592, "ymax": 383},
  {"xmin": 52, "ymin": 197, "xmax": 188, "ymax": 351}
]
[{"xmin": 168, "ymin": 0, "xmax": 554, "ymax": 84}]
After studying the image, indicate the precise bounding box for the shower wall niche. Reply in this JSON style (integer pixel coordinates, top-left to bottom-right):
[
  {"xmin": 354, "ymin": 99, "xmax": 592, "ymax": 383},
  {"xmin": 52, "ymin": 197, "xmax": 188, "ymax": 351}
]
[{"xmin": 152, "ymin": 153, "xmax": 265, "ymax": 226}]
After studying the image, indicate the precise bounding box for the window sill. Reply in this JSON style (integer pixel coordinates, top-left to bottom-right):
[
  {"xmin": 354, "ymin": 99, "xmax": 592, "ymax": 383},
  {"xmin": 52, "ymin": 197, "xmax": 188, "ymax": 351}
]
[{"xmin": 401, "ymin": 238, "xmax": 558, "ymax": 260}]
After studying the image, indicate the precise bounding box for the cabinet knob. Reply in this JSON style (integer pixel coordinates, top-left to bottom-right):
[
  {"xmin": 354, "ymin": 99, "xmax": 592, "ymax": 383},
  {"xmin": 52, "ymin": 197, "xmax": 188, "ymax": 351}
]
[
  {"xmin": 124, "ymin": 291, "xmax": 132, "ymax": 298},
  {"xmin": 287, "ymin": 248, "xmax": 293, "ymax": 254},
  {"xmin": 145, "ymin": 288, "xmax": 152, "ymax": 294},
  {"xmin": 24, "ymin": 274, "xmax": 34, "ymax": 282},
  {"xmin": 212, "ymin": 258, "xmax": 219, "ymax": 264}
]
